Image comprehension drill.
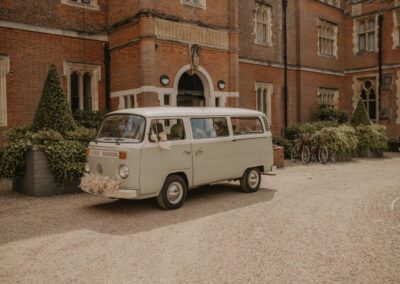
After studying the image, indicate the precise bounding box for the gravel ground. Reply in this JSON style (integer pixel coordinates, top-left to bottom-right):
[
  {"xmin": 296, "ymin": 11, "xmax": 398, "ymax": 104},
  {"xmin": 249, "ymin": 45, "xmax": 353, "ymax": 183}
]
[{"xmin": 0, "ymin": 155, "xmax": 400, "ymax": 283}]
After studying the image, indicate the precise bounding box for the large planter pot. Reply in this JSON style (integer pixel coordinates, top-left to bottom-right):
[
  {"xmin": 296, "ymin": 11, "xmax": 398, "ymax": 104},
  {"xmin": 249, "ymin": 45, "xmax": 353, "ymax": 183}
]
[
  {"xmin": 12, "ymin": 150, "xmax": 80, "ymax": 197},
  {"xmin": 358, "ymin": 149, "xmax": 384, "ymax": 158},
  {"xmin": 273, "ymin": 145, "xmax": 285, "ymax": 168}
]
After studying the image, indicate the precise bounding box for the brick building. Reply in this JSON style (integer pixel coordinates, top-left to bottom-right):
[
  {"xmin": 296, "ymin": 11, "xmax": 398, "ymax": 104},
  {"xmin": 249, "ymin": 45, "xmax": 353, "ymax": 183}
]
[{"xmin": 1, "ymin": 0, "xmax": 400, "ymax": 144}]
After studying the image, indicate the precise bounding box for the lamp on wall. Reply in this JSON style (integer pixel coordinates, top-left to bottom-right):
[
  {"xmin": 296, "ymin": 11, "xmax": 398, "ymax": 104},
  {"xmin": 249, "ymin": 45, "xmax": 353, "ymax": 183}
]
[
  {"xmin": 217, "ymin": 80, "xmax": 226, "ymax": 90},
  {"xmin": 160, "ymin": 75, "xmax": 170, "ymax": 86}
]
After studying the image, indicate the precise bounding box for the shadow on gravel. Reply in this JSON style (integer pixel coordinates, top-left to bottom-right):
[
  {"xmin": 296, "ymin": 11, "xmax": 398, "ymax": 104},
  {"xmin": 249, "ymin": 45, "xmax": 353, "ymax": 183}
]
[{"xmin": 0, "ymin": 183, "xmax": 276, "ymax": 244}]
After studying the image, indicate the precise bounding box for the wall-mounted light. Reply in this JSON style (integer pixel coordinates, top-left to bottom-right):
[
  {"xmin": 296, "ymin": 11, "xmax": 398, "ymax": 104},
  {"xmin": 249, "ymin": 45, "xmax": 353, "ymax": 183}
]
[
  {"xmin": 217, "ymin": 80, "xmax": 226, "ymax": 90},
  {"xmin": 160, "ymin": 75, "xmax": 170, "ymax": 86}
]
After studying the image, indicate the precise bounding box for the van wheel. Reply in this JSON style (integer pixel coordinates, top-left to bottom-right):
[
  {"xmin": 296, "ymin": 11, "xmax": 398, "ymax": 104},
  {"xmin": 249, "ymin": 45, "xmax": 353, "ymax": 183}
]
[
  {"xmin": 240, "ymin": 168, "xmax": 261, "ymax": 193},
  {"xmin": 157, "ymin": 175, "xmax": 187, "ymax": 210}
]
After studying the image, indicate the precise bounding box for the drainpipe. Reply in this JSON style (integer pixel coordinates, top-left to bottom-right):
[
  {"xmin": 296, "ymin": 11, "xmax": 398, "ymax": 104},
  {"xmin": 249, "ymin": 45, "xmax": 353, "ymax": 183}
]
[
  {"xmin": 282, "ymin": 0, "xmax": 289, "ymax": 134},
  {"xmin": 378, "ymin": 14, "xmax": 383, "ymax": 117},
  {"xmin": 104, "ymin": 43, "xmax": 111, "ymax": 111}
]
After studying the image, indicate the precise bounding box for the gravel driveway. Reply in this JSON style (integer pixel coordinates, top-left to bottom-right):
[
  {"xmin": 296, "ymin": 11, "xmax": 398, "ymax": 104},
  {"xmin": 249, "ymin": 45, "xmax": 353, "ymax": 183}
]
[{"xmin": 1, "ymin": 155, "xmax": 399, "ymax": 283}]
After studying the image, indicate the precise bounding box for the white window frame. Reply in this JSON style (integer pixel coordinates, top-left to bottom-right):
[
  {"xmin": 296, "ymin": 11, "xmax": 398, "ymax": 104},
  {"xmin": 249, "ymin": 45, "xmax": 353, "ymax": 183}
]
[
  {"xmin": 60, "ymin": 0, "xmax": 100, "ymax": 11},
  {"xmin": 353, "ymin": 15, "xmax": 378, "ymax": 54},
  {"xmin": 0, "ymin": 55, "xmax": 10, "ymax": 127},
  {"xmin": 317, "ymin": 19, "xmax": 338, "ymax": 58},
  {"xmin": 63, "ymin": 62, "xmax": 101, "ymax": 111},
  {"xmin": 254, "ymin": 3, "xmax": 273, "ymax": 46},
  {"xmin": 180, "ymin": 0, "xmax": 206, "ymax": 9},
  {"xmin": 318, "ymin": 87, "xmax": 339, "ymax": 109},
  {"xmin": 255, "ymin": 82, "xmax": 273, "ymax": 123}
]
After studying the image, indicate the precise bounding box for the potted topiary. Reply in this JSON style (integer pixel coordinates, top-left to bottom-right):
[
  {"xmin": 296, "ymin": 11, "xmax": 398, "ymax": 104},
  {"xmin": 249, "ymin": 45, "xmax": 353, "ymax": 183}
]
[
  {"xmin": 0, "ymin": 65, "xmax": 96, "ymax": 197},
  {"xmin": 351, "ymin": 99, "xmax": 387, "ymax": 158}
]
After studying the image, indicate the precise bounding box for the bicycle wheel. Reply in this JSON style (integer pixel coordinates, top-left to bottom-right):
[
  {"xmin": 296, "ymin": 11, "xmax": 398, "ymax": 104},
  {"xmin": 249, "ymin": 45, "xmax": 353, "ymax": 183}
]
[
  {"xmin": 301, "ymin": 146, "xmax": 311, "ymax": 164},
  {"xmin": 318, "ymin": 146, "xmax": 329, "ymax": 164},
  {"xmin": 290, "ymin": 146, "xmax": 299, "ymax": 162}
]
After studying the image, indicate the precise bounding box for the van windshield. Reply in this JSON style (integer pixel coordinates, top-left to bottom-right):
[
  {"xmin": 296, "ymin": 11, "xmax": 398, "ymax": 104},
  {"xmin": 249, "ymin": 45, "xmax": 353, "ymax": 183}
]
[{"xmin": 96, "ymin": 114, "xmax": 145, "ymax": 143}]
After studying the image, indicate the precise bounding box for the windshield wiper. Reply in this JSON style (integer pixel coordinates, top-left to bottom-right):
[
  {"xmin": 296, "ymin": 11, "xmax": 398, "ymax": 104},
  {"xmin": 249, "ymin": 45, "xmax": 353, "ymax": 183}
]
[{"xmin": 115, "ymin": 138, "xmax": 124, "ymax": 145}]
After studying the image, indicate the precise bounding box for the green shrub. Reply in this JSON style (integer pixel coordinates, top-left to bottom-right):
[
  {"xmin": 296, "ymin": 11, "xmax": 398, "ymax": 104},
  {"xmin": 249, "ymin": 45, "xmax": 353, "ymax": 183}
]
[
  {"xmin": 273, "ymin": 136, "xmax": 292, "ymax": 159},
  {"xmin": 355, "ymin": 124, "xmax": 388, "ymax": 153},
  {"xmin": 351, "ymin": 99, "xmax": 371, "ymax": 126},
  {"xmin": 314, "ymin": 105, "xmax": 348, "ymax": 123},
  {"xmin": 387, "ymin": 138, "xmax": 400, "ymax": 152},
  {"xmin": 31, "ymin": 65, "xmax": 76, "ymax": 134},
  {"xmin": 65, "ymin": 127, "xmax": 97, "ymax": 144},
  {"xmin": 320, "ymin": 125, "xmax": 358, "ymax": 156},
  {"xmin": 0, "ymin": 127, "xmax": 91, "ymax": 183},
  {"xmin": 45, "ymin": 140, "xmax": 87, "ymax": 183},
  {"xmin": 285, "ymin": 121, "xmax": 339, "ymax": 140},
  {"xmin": 73, "ymin": 110, "xmax": 104, "ymax": 129}
]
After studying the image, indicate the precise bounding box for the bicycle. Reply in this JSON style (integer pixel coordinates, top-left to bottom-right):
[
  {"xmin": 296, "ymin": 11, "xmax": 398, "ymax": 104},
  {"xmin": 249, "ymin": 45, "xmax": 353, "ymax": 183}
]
[
  {"xmin": 301, "ymin": 134, "xmax": 329, "ymax": 164},
  {"xmin": 290, "ymin": 134, "xmax": 305, "ymax": 162}
]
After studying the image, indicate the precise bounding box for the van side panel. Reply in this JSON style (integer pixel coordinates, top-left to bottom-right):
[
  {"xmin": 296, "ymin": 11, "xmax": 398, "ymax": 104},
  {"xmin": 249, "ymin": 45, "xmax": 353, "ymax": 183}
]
[{"xmin": 231, "ymin": 135, "xmax": 273, "ymax": 176}]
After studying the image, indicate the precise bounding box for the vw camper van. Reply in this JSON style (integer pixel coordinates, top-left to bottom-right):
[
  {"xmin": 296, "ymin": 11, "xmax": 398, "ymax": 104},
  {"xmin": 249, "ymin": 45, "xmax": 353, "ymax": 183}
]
[{"xmin": 81, "ymin": 107, "xmax": 274, "ymax": 210}]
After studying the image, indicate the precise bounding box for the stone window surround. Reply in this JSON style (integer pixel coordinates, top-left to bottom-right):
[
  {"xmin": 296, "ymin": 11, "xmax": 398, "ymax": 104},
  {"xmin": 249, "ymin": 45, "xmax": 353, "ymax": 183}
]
[
  {"xmin": 0, "ymin": 55, "xmax": 10, "ymax": 127},
  {"xmin": 180, "ymin": 0, "xmax": 206, "ymax": 9},
  {"xmin": 351, "ymin": 74, "xmax": 379, "ymax": 121},
  {"xmin": 352, "ymin": 15, "xmax": 379, "ymax": 55},
  {"xmin": 318, "ymin": 87, "xmax": 339, "ymax": 109},
  {"xmin": 317, "ymin": 18, "xmax": 339, "ymax": 59},
  {"xmin": 393, "ymin": 9, "xmax": 400, "ymax": 49},
  {"xmin": 254, "ymin": 3, "xmax": 273, "ymax": 47},
  {"xmin": 63, "ymin": 62, "xmax": 101, "ymax": 111},
  {"xmin": 60, "ymin": 0, "xmax": 100, "ymax": 11},
  {"xmin": 255, "ymin": 82, "xmax": 273, "ymax": 123},
  {"xmin": 120, "ymin": 94, "xmax": 137, "ymax": 109}
]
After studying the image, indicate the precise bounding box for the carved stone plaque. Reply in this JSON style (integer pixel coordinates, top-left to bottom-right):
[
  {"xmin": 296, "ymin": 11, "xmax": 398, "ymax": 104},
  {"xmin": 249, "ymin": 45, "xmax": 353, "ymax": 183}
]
[{"xmin": 155, "ymin": 18, "xmax": 229, "ymax": 50}]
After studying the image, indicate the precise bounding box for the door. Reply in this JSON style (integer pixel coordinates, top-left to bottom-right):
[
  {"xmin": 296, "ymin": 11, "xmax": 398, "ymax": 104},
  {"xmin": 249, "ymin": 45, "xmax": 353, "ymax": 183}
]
[
  {"xmin": 190, "ymin": 117, "xmax": 235, "ymax": 186},
  {"xmin": 140, "ymin": 118, "xmax": 193, "ymax": 196}
]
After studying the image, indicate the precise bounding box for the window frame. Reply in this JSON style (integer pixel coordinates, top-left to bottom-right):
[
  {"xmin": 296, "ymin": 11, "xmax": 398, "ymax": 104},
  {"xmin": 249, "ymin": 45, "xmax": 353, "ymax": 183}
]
[
  {"xmin": 354, "ymin": 15, "xmax": 377, "ymax": 54},
  {"xmin": 317, "ymin": 18, "xmax": 338, "ymax": 58},
  {"xmin": 230, "ymin": 116, "xmax": 265, "ymax": 137},
  {"xmin": 180, "ymin": 0, "xmax": 206, "ymax": 9},
  {"xmin": 0, "ymin": 55, "xmax": 10, "ymax": 127},
  {"xmin": 64, "ymin": 62, "xmax": 101, "ymax": 112},
  {"xmin": 254, "ymin": 3, "xmax": 273, "ymax": 46},
  {"xmin": 60, "ymin": 0, "xmax": 100, "ymax": 11},
  {"xmin": 190, "ymin": 117, "xmax": 230, "ymax": 140},
  {"xmin": 318, "ymin": 87, "xmax": 339, "ymax": 109}
]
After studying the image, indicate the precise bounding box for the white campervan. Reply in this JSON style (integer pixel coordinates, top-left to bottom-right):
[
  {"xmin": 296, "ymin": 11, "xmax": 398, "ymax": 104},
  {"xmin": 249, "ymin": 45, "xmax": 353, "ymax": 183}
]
[{"xmin": 81, "ymin": 107, "xmax": 274, "ymax": 210}]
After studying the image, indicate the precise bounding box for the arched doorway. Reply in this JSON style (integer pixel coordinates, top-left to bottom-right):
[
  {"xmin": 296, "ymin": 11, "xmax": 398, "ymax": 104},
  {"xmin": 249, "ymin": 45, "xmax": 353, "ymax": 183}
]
[{"xmin": 177, "ymin": 72, "xmax": 205, "ymax": 107}]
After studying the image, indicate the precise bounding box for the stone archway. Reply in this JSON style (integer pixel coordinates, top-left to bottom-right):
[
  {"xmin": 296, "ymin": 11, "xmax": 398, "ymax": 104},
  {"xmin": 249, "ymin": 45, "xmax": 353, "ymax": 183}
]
[
  {"xmin": 177, "ymin": 72, "xmax": 205, "ymax": 107},
  {"xmin": 173, "ymin": 65, "xmax": 214, "ymax": 107}
]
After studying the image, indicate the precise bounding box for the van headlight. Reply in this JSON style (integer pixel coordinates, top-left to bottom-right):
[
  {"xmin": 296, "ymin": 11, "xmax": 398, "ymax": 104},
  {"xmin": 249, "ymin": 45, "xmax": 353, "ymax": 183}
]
[
  {"xmin": 84, "ymin": 162, "xmax": 90, "ymax": 173},
  {"xmin": 118, "ymin": 164, "xmax": 129, "ymax": 179}
]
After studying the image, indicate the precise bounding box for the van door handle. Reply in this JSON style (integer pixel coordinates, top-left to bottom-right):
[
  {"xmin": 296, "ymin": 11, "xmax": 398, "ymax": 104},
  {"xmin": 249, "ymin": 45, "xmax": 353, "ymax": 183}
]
[
  {"xmin": 183, "ymin": 150, "xmax": 191, "ymax": 155},
  {"xmin": 195, "ymin": 149, "xmax": 204, "ymax": 156}
]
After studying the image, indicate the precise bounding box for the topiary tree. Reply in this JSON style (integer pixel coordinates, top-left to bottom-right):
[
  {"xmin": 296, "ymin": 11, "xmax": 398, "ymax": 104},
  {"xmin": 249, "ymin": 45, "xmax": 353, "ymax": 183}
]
[
  {"xmin": 351, "ymin": 99, "xmax": 371, "ymax": 126},
  {"xmin": 31, "ymin": 65, "xmax": 76, "ymax": 134}
]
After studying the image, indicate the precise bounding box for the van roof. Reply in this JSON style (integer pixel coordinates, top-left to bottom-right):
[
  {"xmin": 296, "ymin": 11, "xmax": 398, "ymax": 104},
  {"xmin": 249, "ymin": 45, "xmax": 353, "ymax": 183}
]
[{"xmin": 108, "ymin": 107, "xmax": 265, "ymax": 117}]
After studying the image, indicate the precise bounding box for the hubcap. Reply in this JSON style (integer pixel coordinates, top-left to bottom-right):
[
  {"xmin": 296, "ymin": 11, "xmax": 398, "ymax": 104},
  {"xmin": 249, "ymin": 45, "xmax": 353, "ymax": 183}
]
[
  {"xmin": 167, "ymin": 182, "xmax": 183, "ymax": 204},
  {"xmin": 248, "ymin": 170, "xmax": 259, "ymax": 188}
]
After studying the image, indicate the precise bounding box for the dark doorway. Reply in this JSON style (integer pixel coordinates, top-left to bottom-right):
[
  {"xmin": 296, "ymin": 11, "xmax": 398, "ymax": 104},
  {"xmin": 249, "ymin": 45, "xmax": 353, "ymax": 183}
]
[{"xmin": 177, "ymin": 72, "xmax": 205, "ymax": 107}]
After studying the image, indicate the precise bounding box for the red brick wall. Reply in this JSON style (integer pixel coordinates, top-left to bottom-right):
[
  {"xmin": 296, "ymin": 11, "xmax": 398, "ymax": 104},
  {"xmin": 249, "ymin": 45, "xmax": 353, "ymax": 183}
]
[
  {"xmin": 0, "ymin": 27, "xmax": 105, "ymax": 145},
  {"xmin": 0, "ymin": 0, "xmax": 107, "ymax": 34}
]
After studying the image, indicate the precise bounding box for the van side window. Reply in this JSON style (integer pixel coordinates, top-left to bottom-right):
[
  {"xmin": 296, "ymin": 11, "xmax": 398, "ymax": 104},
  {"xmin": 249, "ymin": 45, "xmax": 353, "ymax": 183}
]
[
  {"xmin": 149, "ymin": 119, "xmax": 186, "ymax": 142},
  {"xmin": 190, "ymin": 118, "xmax": 229, "ymax": 139},
  {"xmin": 231, "ymin": 117, "xmax": 264, "ymax": 135}
]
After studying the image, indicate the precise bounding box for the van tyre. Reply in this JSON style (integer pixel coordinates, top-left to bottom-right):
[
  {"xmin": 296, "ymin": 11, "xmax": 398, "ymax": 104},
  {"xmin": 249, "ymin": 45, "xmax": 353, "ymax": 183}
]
[
  {"xmin": 157, "ymin": 175, "xmax": 187, "ymax": 210},
  {"xmin": 240, "ymin": 168, "xmax": 261, "ymax": 193}
]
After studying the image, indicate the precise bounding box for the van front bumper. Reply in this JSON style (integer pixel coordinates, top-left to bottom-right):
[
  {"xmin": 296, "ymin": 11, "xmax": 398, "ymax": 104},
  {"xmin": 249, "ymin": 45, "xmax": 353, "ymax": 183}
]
[
  {"xmin": 82, "ymin": 187, "xmax": 138, "ymax": 199},
  {"xmin": 80, "ymin": 173, "xmax": 138, "ymax": 200}
]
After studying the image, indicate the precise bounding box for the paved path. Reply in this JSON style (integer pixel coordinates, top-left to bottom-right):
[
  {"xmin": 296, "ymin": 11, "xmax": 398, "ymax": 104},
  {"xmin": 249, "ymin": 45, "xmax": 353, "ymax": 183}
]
[{"xmin": 0, "ymin": 156, "xmax": 399, "ymax": 283}]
